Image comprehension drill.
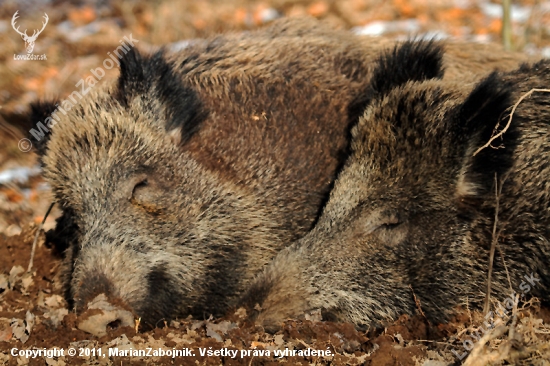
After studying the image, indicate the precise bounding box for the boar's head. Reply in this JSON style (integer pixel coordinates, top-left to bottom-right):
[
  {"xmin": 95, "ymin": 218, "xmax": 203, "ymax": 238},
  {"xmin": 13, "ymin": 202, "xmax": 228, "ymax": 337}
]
[
  {"xmin": 32, "ymin": 49, "xmax": 282, "ymax": 329},
  {"xmin": 244, "ymin": 41, "xmax": 550, "ymax": 330}
]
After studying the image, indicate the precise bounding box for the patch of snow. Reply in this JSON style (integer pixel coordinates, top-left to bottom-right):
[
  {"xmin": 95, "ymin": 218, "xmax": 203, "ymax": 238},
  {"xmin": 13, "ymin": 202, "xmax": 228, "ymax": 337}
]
[
  {"xmin": 0, "ymin": 166, "xmax": 41, "ymax": 185},
  {"xmin": 480, "ymin": 2, "xmax": 531, "ymax": 23},
  {"xmin": 260, "ymin": 8, "xmax": 281, "ymax": 23},
  {"xmin": 353, "ymin": 19, "xmax": 421, "ymax": 37},
  {"xmin": 169, "ymin": 39, "xmax": 203, "ymax": 52}
]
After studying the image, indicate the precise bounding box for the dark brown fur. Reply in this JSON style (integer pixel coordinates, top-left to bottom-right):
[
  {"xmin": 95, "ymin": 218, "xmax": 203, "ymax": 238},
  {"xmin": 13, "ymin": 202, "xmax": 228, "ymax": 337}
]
[
  {"xmin": 37, "ymin": 18, "xmax": 376, "ymax": 328},
  {"xmin": 32, "ymin": 18, "xmax": 533, "ymax": 328},
  {"xmin": 241, "ymin": 41, "xmax": 550, "ymax": 332}
]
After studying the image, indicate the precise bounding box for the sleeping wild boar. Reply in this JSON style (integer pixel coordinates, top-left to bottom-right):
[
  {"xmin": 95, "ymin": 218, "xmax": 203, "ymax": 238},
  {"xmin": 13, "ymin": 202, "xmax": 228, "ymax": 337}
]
[
  {"xmin": 31, "ymin": 18, "xmax": 377, "ymax": 330},
  {"xmin": 30, "ymin": 17, "xmax": 532, "ymax": 331},
  {"xmin": 241, "ymin": 40, "xmax": 550, "ymax": 332}
]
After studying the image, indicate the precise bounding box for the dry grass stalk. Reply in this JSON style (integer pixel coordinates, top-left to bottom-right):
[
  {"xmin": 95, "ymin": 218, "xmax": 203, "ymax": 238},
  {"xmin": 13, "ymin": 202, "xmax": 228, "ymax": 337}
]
[
  {"xmin": 27, "ymin": 201, "xmax": 54, "ymax": 272},
  {"xmin": 484, "ymin": 173, "xmax": 504, "ymax": 315},
  {"xmin": 459, "ymin": 298, "xmax": 550, "ymax": 365}
]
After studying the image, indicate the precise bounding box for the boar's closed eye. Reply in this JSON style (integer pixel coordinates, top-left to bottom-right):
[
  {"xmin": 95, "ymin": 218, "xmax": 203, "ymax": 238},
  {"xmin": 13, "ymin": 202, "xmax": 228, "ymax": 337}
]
[
  {"xmin": 376, "ymin": 214, "xmax": 403, "ymax": 231},
  {"xmin": 371, "ymin": 212, "xmax": 408, "ymax": 247},
  {"xmin": 132, "ymin": 179, "xmax": 148, "ymax": 195},
  {"xmin": 379, "ymin": 221, "xmax": 401, "ymax": 230},
  {"xmin": 130, "ymin": 179, "xmax": 164, "ymax": 216}
]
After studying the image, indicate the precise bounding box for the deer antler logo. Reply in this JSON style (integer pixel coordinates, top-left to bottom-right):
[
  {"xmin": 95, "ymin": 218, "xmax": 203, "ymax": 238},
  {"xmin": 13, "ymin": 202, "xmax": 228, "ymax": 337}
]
[{"xmin": 11, "ymin": 11, "xmax": 49, "ymax": 54}]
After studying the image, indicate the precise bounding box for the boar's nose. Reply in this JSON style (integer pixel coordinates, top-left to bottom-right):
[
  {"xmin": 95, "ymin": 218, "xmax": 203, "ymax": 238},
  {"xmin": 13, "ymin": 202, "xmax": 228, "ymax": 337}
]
[
  {"xmin": 74, "ymin": 275, "xmax": 135, "ymax": 337},
  {"xmin": 76, "ymin": 293, "xmax": 135, "ymax": 337},
  {"xmin": 74, "ymin": 273, "xmax": 115, "ymax": 310}
]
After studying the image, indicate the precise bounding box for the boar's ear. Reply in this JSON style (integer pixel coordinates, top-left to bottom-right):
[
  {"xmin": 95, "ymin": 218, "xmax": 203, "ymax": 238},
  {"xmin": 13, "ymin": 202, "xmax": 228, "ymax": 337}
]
[
  {"xmin": 116, "ymin": 47, "xmax": 148, "ymax": 97},
  {"xmin": 455, "ymin": 72, "xmax": 516, "ymax": 200},
  {"xmin": 370, "ymin": 40, "xmax": 444, "ymax": 97},
  {"xmin": 115, "ymin": 48, "xmax": 206, "ymax": 145},
  {"xmin": 348, "ymin": 40, "xmax": 444, "ymax": 123},
  {"xmin": 28, "ymin": 100, "xmax": 58, "ymax": 158}
]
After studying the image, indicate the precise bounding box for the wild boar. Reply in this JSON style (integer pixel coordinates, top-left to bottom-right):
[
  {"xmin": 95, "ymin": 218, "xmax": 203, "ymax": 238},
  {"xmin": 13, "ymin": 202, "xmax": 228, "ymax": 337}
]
[
  {"xmin": 31, "ymin": 16, "xmax": 532, "ymax": 330},
  {"xmin": 32, "ymin": 17, "xmax": 377, "ymax": 330},
  {"xmin": 241, "ymin": 40, "xmax": 550, "ymax": 332}
]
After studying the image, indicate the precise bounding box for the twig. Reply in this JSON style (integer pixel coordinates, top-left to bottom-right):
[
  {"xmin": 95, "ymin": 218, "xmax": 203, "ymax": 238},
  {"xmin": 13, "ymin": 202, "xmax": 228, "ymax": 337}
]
[
  {"xmin": 463, "ymin": 325, "xmax": 508, "ymax": 366},
  {"xmin": 496, "ymin": 228, "xmax": 513, "ymax": 294},
  {"xmin": 495, "ymin": 172, "xmax": 512, "ymax": 294},
  {"xmin": 409, "ymin": 284, "xmax": 427, "ymax": 320},
  {"xmin": 415, "ymin": 339, "xmax": 454, "ymax": 345},
  {"xmin": 27, "ymin": 201, "xmax": 55, "ymax": 273},
  {"xmin": 134, "ymin": 317, "xmax": 141, "ymax": 333},
  {"xmin": 484, "ymin": 173, "xmax": 501, "ymax": 315},
  {"xmin": 473, "ymin": 89, "xmax": 550, "ymax": 157},
  {"xmin": 508, "ymin": 293, "xmax": 519, "ymax": 342},
  {"xmin": 466, "ymin": 296, "xmax": 472, "ymax": 325}
]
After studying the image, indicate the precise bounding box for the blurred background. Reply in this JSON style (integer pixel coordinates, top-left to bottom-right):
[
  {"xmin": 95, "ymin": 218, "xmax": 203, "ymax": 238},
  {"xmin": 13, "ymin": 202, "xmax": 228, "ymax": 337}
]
[{"xmin": 0, "ymin": 0, "xmax": 549, "ymax": 235}]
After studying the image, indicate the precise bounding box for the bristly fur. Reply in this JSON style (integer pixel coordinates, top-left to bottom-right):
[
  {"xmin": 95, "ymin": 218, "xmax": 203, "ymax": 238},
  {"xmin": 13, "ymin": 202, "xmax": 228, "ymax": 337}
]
[
  {"xmin": 37, "ymin": 17, "xmax": 377, "ymax": 329},
  {"xmin": 28, "ymin": 100, "xmax": 58, "ymax": 157},
  {"xmin": 115, "ymin": 48, "xmax": 206, "ymax": 145},
  {"xmin": 370, "ymin": 40, "xmax": 444, "ymax": 97},
  {"xmin": 240, "ymin": 43, "xmax": 550, "ymax": 332},
  {"xmin": 347, "ymin": 40, "xmax": 444, "ymax": 136},
  {"xmin": 455, "ymin": 72, "xmax": 517, "ymax": 197},
  {"xmin": 34, "ymin": 18, "xmax": 533, "ymax": 330}
]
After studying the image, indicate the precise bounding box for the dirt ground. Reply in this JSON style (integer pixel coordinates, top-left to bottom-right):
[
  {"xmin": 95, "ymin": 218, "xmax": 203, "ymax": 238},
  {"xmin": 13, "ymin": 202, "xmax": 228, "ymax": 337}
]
[
  {"xmin": 1, "ymin": 0, "xmax": 550, "ymax": 365},
  {"xmin": 1, "ymin": 225, "xmax": 550, "ymax": 365}
]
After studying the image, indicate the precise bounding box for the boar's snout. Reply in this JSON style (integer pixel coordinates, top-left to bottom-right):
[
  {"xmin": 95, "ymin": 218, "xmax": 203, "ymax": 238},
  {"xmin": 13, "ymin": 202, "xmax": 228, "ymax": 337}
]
[
  {"xmin": 73, "ymin": 273, "xmax": 136, "ymax": 336},
  {"xmin": 75, "ymin": 291, "xmax": 135, "ymax": 337},
  {"xmin": 70, "ymin": 241, "xmax": 190, "ymax": 331},
  {"xmin": 69, "ymin": 243, "xmax": 152, "ymax": 329},
  {"xmin": 74, "ymin": 272, "xmax": 116, "ymax": 311}
]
